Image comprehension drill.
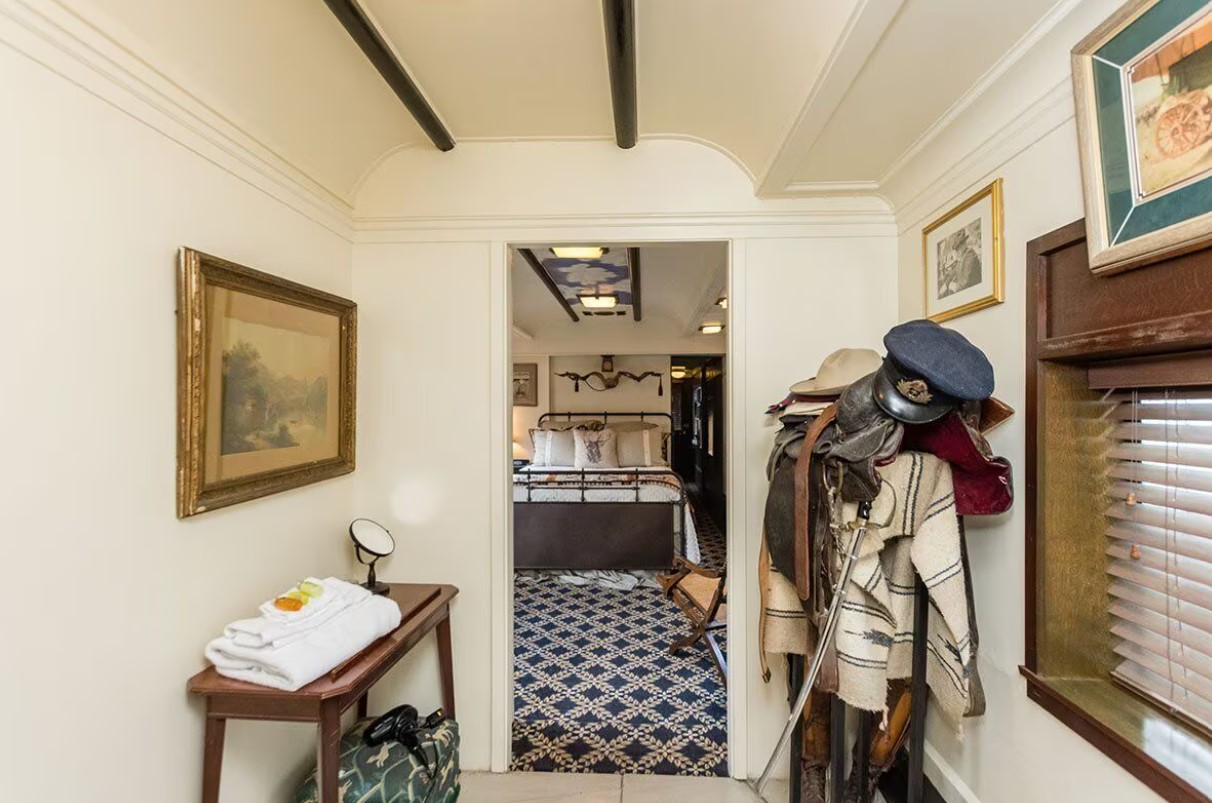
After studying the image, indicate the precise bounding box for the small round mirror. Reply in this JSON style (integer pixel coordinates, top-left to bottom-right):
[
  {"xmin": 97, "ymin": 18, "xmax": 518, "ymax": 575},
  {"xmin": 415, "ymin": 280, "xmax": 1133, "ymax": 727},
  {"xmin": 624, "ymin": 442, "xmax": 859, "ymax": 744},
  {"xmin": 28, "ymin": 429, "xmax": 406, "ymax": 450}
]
[{"xmin": 350, "ymin": 518, "xmax": 395, "ymax": 557}]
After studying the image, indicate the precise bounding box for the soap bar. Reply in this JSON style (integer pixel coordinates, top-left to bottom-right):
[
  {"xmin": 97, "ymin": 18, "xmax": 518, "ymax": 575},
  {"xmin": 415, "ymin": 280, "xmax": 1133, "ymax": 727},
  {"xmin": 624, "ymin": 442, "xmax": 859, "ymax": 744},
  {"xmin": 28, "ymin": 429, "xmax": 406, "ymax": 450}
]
[{"xmin": 274, "ymin": 596, "xmax": 304, "ymax": 612}]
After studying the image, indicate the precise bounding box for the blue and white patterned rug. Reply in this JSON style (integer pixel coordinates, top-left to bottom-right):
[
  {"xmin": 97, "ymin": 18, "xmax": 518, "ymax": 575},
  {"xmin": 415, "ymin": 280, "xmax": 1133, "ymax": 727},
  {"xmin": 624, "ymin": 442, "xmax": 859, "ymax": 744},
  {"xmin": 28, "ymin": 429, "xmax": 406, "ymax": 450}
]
[{"xmin": 511, "ymin": 501, "xmax": 727, "ymax": 776}]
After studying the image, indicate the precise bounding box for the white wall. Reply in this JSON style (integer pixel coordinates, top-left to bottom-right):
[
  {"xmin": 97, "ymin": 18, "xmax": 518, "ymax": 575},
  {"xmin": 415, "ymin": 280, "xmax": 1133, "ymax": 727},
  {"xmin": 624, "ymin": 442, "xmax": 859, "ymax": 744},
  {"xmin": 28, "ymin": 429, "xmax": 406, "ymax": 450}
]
[
  {"xmin": 3, "ymin": 40, "xmax": 356, "ymax": 803},
  {"xmin": 511, "ymin": 354, "xmax": 550, "ymax": 459},
  {"xmin": 884, "ymin": 1, "xmax": 1165, "ymax": 801},
  {"xmin": 548, "ymin": 355, "xmax": 673, "ymax": 417},
  {"xmin": 352, "ymin": 139, "xmax": 899, "ymax": 775}
]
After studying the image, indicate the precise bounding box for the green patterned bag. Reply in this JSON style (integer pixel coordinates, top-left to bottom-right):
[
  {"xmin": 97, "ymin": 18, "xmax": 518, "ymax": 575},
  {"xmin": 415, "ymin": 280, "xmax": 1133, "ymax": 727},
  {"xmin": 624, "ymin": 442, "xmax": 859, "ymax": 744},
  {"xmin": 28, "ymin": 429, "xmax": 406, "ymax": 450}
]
[{"xmin": 294, "ymin": 718, "xmax": 460, "ymax": 803}]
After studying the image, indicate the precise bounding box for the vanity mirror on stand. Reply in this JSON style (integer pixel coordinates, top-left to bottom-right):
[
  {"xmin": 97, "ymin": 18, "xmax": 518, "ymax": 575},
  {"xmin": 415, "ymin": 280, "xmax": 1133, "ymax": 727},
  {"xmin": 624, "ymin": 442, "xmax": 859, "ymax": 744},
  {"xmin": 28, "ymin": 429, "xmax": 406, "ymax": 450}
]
[{"xmin": 349, "ymin": 518, "xmax": 395, "ymax": 595}]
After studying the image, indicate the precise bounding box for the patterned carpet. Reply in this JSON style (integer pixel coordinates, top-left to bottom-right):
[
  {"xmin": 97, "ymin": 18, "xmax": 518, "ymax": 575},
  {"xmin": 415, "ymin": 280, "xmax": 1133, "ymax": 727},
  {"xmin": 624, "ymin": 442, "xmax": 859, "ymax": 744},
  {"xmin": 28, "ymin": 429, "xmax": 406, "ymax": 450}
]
[{"xmin": 511, "ymin": 500, "xmax": 727, "ymax": 776}]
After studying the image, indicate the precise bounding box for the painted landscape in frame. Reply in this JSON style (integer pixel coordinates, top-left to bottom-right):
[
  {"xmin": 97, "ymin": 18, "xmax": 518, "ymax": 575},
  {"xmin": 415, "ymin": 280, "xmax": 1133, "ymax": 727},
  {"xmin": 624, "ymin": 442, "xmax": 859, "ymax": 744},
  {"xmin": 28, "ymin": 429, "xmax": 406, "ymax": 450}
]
[{"xmin": 177, "ymin": 249, "xmax": 356, "ymax": 518}]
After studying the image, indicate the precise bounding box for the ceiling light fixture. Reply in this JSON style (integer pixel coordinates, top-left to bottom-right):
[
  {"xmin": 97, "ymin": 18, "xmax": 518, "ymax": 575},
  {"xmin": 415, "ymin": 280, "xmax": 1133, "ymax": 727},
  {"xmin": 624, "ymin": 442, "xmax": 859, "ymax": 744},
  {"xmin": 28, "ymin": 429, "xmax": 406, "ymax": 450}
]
[
  {"xmin": 699, "ymin": 323, "xmax": 724, "ymax": 335},
  {"xmin": 579, "ymin": 292, "xmax": 618, "ymax": 309},
  {"xmin": 552, "ymin": 246, "xmax": 607, "ymax": 259},
  {"xmin": 716, "ymin": 296, "xmax": 728, "ymax": 309},
  {"xmin": 671, "ymin": 367, "xmax": 687, "ymax": 380}
]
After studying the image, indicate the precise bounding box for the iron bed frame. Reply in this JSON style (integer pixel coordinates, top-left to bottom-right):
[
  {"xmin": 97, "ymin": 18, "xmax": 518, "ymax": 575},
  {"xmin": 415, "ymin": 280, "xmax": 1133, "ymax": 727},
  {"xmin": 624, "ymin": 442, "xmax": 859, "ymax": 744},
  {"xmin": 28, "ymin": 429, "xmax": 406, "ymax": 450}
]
[{"xmin": 513, "ymin": 412, "xmax": 689, "ymax": 571}]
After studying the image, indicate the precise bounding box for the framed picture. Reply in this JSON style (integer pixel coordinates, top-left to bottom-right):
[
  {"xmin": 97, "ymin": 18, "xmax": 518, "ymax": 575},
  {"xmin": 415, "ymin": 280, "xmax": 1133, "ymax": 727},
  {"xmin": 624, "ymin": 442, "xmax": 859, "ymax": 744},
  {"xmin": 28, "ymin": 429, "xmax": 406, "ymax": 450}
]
[
  {"xmin": 177, "ymin": 248, "xmax": 356, "ymax": 518},
  {"xmin": 513, "ymin": 363, "xmax": 539, "ymax": 407},
  {"xmin": 922, "ymin": 179, "xmax": 1004, "ymax": 322},
  {"xmin": 1074, "ymin": 0, "xmax": 1212, "ymax": 274}
]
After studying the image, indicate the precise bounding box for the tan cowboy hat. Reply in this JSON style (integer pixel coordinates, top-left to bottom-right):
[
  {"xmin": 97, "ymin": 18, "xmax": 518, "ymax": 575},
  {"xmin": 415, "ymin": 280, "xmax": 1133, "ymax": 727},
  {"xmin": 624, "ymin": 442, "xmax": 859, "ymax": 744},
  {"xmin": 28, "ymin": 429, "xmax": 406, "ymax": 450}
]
[{"xmin": 789, "ymin": 348, "xmax": 883, "ymax": 397}]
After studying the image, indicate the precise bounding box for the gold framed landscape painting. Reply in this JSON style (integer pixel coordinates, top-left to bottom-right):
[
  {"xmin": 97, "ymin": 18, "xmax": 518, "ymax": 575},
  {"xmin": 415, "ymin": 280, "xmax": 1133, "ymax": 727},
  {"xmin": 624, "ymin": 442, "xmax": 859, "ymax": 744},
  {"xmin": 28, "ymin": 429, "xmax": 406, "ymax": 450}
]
[
  {"xmin": 922, "ymin": 179, "xmax": 1004, "ymax": 323},
  {"xmin": 1074, "ymin": 0, "xmax": 1212, "ymax": 274},
  {"xmin": 177, "ymin": 249, "xmax": 356, "ymax": 518}
]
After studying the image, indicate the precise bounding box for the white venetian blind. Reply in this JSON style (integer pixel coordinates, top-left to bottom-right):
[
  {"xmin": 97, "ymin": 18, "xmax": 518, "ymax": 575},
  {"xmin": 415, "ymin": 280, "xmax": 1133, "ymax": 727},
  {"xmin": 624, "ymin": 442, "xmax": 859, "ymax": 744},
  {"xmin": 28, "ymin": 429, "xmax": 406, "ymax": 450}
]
[{"xmin": 1107, "ymin": 389, "xmax": 1212, "ymax": 731}]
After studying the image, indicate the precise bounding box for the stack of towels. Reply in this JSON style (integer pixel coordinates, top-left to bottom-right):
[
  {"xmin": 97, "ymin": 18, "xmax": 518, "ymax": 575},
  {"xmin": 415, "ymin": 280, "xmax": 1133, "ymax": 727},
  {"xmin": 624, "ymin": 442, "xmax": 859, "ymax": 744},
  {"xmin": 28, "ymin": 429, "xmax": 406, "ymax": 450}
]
[{"xmin": 205, "ymin": 577, "xmax": 402, "ymax": 691}]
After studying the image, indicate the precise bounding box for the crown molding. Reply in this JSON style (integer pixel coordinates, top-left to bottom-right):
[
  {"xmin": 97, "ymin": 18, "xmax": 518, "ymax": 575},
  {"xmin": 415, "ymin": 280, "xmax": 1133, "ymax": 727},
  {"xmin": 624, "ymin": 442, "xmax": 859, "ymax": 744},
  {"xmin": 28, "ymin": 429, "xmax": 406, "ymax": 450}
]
[
  {"xmin": 353, "ymin": 208, "xmax": 897, "ymax": 243},
  {"xmin": 0, "ymin": 0, "xmax": 356, "ymax": 239},
  {"xmin": 888, "ymin": 77, "xmax": 1073, "ymax": 234}
]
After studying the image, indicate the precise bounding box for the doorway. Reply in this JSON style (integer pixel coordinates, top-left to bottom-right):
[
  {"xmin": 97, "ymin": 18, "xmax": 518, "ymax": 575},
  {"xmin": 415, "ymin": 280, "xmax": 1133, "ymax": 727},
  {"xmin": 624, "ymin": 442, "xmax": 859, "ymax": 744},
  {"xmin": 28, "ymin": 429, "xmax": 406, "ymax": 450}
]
[{"xmin": 506, "ymin": 242, "xmax": 731, "ymax": 776}]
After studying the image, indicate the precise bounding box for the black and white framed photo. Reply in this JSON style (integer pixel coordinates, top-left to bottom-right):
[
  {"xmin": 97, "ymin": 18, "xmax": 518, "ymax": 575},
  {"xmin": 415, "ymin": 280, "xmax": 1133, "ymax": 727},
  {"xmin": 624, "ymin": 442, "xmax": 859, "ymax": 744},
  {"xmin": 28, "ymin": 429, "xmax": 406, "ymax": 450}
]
[
  {"xmin": 512, "ymin": 362, "xmax": 539, "ymax": 407},
  {"xmin": 922, "ymin": 179, "xmax": 1004, "ymax": 323}
]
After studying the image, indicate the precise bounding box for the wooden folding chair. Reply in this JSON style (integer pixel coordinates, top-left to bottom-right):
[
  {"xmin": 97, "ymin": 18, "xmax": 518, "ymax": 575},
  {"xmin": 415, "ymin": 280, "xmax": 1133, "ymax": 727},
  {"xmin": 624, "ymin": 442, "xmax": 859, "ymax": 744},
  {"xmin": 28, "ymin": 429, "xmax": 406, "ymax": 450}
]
[{"xmin": 658, "ymin": 557, "xmax": 728, "ymax": 686}]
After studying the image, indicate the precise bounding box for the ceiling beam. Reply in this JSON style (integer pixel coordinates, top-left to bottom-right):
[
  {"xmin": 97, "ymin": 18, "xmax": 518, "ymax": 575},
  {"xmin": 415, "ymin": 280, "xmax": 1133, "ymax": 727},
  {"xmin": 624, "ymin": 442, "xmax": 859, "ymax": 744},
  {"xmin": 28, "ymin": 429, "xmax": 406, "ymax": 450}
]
[
  {"xmin": 519, "ymin": 248, "xmax": 580, "ymax": 324},
  {"xmin": 756, "ymin": 0, "xmax": 905, "ymax": 197},
  {"xmin": 628, "ymin": 247, "xmax": 643, "ymax": 321},
  {"xmin": 602, "ymin": 0, "xmax": 638, "ymax": 149},
  {"xmin": 323, "ymin": 0, "xmax": 455, "ymax": 152}
]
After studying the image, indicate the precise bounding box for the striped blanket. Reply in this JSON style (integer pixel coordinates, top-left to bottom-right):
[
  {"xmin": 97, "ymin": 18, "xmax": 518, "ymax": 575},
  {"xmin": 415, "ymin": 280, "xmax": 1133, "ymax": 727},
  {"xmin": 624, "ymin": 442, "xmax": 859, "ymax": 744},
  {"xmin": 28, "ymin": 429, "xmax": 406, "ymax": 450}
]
[
  {"xmin": 760, "ymin": 451, "xmax": 976, "ymax": 729},
  {"xmin": 834, "ymin": 451, "xmax": 973, "ymax": 727}
]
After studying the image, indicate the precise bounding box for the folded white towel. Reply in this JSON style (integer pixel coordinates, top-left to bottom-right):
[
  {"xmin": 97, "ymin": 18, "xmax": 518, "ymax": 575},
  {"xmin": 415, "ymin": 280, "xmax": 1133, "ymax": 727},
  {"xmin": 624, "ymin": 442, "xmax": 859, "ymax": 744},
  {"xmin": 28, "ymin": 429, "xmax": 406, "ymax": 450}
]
[
  {"xmin": 206, "ymin": 594, "xmax": 402, "ymax": 691},
  {"xmin": 230, "ymin": 579, "xmax": 371, "ymax": 649},
  {"xmin": 258, "ymin": 577, "xmax": 357, "ymax": 623}
]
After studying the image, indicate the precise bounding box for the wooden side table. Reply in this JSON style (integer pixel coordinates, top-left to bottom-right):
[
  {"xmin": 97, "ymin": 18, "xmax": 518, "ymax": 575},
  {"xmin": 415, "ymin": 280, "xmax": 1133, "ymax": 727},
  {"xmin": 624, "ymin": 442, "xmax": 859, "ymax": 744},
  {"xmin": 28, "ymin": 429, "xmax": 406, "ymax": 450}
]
[{"xmin": 187, "ymin": 583, "xmax": 458, "ymax": 803}]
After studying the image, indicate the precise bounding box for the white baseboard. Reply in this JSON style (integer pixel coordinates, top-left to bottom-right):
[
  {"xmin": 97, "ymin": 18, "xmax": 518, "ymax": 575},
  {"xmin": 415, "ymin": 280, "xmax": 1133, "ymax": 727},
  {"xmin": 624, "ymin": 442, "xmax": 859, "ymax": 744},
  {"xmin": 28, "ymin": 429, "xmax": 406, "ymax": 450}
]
[{"xmin": 924, "ymin": 741, "xmax": 983, "ymax": 803}]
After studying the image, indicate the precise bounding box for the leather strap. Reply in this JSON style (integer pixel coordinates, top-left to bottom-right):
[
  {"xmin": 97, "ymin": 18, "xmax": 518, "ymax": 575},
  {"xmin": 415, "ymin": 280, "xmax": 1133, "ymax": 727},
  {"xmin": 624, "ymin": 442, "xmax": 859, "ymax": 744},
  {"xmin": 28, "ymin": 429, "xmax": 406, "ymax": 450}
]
[{"xmin": 793, "ymin": 404, "xmax": 837, "ymax": 600}]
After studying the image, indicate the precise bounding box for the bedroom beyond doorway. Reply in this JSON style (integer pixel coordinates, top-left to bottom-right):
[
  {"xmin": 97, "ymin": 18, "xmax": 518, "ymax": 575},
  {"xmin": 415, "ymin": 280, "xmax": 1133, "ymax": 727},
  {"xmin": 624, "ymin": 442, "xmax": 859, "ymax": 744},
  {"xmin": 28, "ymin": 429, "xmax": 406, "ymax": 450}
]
[{"xmin": 508, "ymin": 242, "xmax": 730, "ymax": 776}]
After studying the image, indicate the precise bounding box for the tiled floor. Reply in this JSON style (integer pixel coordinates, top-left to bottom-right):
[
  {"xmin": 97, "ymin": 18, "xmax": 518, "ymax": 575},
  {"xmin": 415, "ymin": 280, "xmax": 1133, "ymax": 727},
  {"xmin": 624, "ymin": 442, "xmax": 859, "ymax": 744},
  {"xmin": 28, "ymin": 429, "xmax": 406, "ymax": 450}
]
[{"xmin": 459, "ymin": 772, "xmax": 789, "ymax": 802}]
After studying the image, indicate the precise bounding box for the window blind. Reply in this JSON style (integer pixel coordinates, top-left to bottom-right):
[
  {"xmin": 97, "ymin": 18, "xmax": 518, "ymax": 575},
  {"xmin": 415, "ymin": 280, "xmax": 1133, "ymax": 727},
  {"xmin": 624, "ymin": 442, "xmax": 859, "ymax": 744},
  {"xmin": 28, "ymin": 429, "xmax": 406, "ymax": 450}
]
[{"xmin": 1107, "ymin": 389, "xmax": 1212, "ymax": 732}]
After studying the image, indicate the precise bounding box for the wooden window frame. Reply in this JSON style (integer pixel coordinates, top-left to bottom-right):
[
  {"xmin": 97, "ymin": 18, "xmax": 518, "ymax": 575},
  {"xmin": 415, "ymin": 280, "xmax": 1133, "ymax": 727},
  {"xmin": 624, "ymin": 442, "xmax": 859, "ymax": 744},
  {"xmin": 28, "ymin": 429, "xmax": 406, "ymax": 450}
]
[{"xmin": 1025, "ymin": 220, "xmax": 1212, "ymax": 803}]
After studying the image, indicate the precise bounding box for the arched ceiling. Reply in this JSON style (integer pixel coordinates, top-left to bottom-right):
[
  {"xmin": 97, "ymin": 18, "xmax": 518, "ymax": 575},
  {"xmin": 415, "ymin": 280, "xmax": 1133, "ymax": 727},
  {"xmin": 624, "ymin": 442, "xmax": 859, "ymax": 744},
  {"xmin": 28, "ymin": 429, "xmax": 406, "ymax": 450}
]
[{"xmin": 59, "ymin": 0, "xmax": 1076, "ymax": 205}]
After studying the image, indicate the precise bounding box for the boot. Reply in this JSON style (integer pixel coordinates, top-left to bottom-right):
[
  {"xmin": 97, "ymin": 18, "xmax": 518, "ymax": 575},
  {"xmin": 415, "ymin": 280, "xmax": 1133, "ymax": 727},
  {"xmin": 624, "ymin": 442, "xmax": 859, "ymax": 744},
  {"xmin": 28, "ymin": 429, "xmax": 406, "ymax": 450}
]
[
  {"xmin": 842, "ymin": 680, "xmax": 912, "ymax": 802},
  {"xmin": 800, "ymin": 761, "xmax": 827, "ymax": 803}
]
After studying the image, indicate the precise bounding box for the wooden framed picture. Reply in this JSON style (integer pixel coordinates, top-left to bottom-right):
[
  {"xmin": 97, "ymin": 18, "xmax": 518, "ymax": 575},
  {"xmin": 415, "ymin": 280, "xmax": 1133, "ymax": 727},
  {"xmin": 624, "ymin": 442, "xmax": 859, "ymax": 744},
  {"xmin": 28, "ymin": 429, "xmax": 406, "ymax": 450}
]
[
  {"xmin": 922, "ymin": 179, "xmax": 1004, "ymax": 322},
  {"xmin": 1074, "ymin": 0, "xmax": 1212, "ymax": 274},
  {"xmin": 177, "ymin": 248, "xmax": 356, "ymax": 518},
  {"xmin": 513, "ymin": 362, "xmax": 539, "ymax": 407}
]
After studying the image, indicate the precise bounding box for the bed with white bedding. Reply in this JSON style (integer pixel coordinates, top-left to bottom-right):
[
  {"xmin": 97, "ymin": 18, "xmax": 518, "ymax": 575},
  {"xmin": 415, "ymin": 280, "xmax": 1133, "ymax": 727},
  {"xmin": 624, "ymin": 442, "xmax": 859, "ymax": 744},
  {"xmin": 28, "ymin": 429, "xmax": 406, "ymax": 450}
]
[{"xmin": 513, "ymin": 413, "xmax": 697, "ymax": 570}]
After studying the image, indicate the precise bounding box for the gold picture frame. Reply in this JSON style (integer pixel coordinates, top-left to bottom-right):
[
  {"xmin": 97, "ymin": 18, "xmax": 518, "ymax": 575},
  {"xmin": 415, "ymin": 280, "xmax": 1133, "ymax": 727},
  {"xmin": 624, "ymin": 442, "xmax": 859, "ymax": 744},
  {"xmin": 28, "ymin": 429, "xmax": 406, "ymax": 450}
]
[
  {"xmin": 922, "ymin": 178, "xmax": 1004, "ymax": 323},
  {"xmin": 177, "ymin": 248, "xmax": 356, "ymax": 518}
]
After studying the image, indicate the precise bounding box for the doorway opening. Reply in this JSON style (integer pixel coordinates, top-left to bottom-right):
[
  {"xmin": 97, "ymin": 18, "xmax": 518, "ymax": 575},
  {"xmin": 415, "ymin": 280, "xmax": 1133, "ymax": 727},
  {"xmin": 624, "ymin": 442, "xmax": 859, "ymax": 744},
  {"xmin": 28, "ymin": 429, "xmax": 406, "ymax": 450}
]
[{"xmin": 508, "ymin": 242, "xmax": 730, "ymax": 776}]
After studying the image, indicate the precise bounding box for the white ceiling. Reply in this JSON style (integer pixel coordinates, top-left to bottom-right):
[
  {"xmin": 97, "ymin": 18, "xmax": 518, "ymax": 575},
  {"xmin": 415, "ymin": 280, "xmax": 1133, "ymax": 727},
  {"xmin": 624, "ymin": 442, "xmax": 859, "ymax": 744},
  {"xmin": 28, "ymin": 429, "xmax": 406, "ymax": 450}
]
[
  {"xmin": 791, "ymin": 0, "xmax": 1062, "ymax": 185},
  {"xmin": 511, "ymin": 242, "xmax": 727, "ymax": 342},
  {"xmin": 62, "ymin": 0, "xmax": 1072, "ymax": 201}
]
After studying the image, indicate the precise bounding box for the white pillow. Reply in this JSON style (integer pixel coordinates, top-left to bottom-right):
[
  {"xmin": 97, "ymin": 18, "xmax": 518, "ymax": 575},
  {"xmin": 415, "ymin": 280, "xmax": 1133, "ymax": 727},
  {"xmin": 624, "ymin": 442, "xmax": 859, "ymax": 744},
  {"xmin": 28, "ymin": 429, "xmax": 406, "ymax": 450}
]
[
  {"xmin": 615, "ymin": 428, "xmax": 664, "ymax": 467},
  {"xmin": 573, "ymin": 428, "xmax": 619, "ymax": 469},
  {"xmin": 530, "ymin": 428, "xmax": 576, "ymax": 467}
]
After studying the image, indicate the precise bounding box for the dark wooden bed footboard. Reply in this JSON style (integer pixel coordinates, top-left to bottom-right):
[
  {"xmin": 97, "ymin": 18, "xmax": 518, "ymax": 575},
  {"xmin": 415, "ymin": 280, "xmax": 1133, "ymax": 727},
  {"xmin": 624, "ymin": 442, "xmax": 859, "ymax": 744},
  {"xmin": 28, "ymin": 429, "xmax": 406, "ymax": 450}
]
[{"xmin": 513, "ymin": 502, "xmax": 677, "ymax": 570}]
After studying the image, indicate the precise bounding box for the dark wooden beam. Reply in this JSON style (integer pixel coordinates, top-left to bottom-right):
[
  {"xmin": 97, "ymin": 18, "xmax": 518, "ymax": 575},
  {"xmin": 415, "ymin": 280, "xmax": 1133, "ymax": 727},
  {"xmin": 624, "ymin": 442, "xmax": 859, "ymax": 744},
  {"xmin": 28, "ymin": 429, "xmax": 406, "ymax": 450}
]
[
  {"xmin": 602, "ymin": 0, "xmax": 637, "ymax": 149},
  {"xmin": 323, "ymin": 0, "xmax": 455, "ymax": 152},
  {"xmin": 628, "ymin": 247, "xmax": 643, "ymax": 321},
  {"xmin": 519, "ymin": 248, "xmax": 579, "ymax": 323}
]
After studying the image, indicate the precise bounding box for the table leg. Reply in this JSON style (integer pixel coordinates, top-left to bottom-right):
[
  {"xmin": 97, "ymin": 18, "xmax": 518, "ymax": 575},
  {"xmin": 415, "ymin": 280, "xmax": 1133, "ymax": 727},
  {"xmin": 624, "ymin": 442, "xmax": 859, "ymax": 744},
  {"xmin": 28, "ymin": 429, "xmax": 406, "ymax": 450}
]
[
  {"xmin": 201, "ymin": 716, "xmax": 226, "ymax": 803},
  {"xmin": 357, "ymin": 692, "xmax": 369, "ymax": 720},
  {"xmin": 317, "ymin": 701, "xmax": 342, "ymax": 803},
  {"xmin": 437, "ymin": 614, "xmax": 456, "ymax": 718}
]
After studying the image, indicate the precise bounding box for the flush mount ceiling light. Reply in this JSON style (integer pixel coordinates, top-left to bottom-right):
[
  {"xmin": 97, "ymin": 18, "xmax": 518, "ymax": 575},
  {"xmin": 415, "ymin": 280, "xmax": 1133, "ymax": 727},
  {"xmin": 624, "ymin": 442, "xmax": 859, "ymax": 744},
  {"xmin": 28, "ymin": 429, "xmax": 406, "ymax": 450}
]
[
  {"xmin": 671, "ymin": 366, "xmax": 687, "ymax": 380},
  {"xmin": 552, "ymin": 246, "xmax": 608, "ymax": 259},
  {"xmin": 579, "ymin": 291, "xmax": 618, "ymax": 309},
  {"xmin": 716, "ymin": 296, "xmax": 728, "ymax": 309},
  {"xmin": 700, "ymin": 323, "xmax": 725, "ymax": 335}
]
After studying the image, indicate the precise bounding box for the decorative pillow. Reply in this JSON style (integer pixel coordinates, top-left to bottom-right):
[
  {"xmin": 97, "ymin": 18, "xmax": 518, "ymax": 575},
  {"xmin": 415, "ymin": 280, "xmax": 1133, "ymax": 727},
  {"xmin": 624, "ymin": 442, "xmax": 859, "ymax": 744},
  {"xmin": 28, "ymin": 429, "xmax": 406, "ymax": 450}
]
[
  {"xmin": 607, "ymin": 421, "xmax": 659, "ymax": 432},
  {"xmin": 573, "ymin": 428, "xmax": 619, "ymax": 469},
  {"xmin": 539, "ymin": 419, "xmax": 605, "ymax": 431},
  {"xmin": 530, "ymin": 428, "xmax": 576, "ymax": 466},
  {"xmin": 615, "ymin": 428, "xmax": 664, "ymax": 467}
]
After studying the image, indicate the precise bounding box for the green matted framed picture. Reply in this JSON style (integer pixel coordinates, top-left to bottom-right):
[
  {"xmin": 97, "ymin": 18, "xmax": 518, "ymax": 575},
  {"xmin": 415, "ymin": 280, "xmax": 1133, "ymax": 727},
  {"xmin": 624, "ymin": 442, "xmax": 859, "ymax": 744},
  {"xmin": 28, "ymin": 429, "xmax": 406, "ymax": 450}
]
[{"xmin": 1074, "ymin": 0, "xmax": 1212, "ymax": 274}]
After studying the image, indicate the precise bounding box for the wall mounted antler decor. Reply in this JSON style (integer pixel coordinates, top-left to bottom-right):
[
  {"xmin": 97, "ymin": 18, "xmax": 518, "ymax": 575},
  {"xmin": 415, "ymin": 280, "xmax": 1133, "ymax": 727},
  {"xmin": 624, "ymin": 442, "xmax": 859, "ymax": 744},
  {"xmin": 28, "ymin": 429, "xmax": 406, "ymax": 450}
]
[{"xmin": 556, "ymin": 355, "xmax": 664, "ymax": 396}]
